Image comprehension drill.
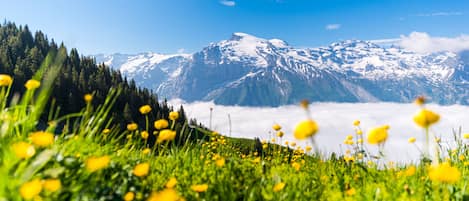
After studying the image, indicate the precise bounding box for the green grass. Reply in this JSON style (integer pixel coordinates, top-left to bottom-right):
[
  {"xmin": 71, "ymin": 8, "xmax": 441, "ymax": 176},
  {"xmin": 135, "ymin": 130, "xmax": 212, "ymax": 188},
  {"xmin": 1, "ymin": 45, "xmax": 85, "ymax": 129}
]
[{"xmin": 1, "ymin": 59, "xmax": 469, "ymax": 201}]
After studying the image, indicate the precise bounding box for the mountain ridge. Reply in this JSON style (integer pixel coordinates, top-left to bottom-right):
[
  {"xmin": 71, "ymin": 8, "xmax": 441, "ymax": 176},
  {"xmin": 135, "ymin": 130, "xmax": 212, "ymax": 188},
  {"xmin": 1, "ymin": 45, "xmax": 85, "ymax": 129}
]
[{"xmin": 94, "ymin": 32, "xmax": 469, "ymax": 106}]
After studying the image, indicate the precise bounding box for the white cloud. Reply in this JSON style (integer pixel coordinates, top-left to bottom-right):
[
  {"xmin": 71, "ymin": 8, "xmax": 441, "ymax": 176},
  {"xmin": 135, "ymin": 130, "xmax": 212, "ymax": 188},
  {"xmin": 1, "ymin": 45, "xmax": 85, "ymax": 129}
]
[
  {"xmin": 399, "ymin": 32, "xmax": 469, "ymax": 53},
  {"xmin": 325, "ymin": 24, "xmax": 341, "ymax": 30},
  {"xmin": 416, "ymin": 12, "xmax": 463, "ymax": 17},
  {"xmin": 170, "ymin": 100, "xmax": 469, "ymax": 163},
  {"xmin": 220, "ymin": 0, "xmax": 236, "ymax": 7},
  {"xmin": 177, "ymin": 48, "xmax": 185, "ymax": 54}
]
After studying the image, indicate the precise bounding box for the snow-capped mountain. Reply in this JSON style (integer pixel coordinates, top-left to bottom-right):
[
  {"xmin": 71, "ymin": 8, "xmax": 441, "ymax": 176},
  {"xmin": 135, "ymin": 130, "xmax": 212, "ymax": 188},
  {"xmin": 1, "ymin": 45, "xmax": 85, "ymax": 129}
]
[{"xmin": 94, "ymin": 32, "xmax": 469, "ymax": 106}]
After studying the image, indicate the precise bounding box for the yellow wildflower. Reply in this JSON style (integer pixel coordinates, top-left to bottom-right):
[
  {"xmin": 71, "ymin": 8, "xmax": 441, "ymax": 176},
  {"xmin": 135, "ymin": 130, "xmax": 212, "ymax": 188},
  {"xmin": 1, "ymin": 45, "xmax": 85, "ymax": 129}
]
[
  {"xmin": 367, "ymin": 125, "xmax": 389, "ymax": 145},
  {"xmin": 346, "ymin": 135, "xmax": 353, "ymax": 140},
  {"xmin": 19, "ymin": 179, "xmax": 42, "ymax": 199},
  {"xmin": 0, "ymin": 74, "xmax": 13, "ymax": 86},
  {"xmin": 357, "ymin": 139, "xmax": 363, "ymax": 144},
  {"xmin": 133, "ymin": 162, "xmax": 150, "ymax": 177},
  {"xmin": 139, "ymin": 105, "xmax": 152, "ymax": 115},
  {"xmin": 124, "ymin": 192, "xmax": 135, "ymax": 201},
  {"xmin": 169, "ymin": 111, "xmax": 179, "ymax": 121},
  {"xmin": 291, "ymin": 162, "xmax": 301, "ymax": 171},
  {"xmin": 305, "ymin": 146, "xmax": 312, "ymax": 152},
  {"xmin": 345, "ymin": 188, "xmax": 356, "ymax": 196},
  {"xmin": 166, "ymin": 177, "xmax": 178, "ymax": 188},
  {"xmin": 142, "ymin": 148, "xmax": 151, "ymax": 154},
  {"xmin": 157, "ymin": 129, "xmax": 176, "ymax": 143},
  {"xmin": 141, "ymin": 131, "xmax": 149, "ymax": 140},
  {"xmin": 215, "ymin": 158, "xmax": 225, "ymax": 167},
  {"xmin": 42, "ymin": 179, "xmax": 61, "ymax": 192},
  {"xmin": 413, "ymin": 109, "xmax": 440, "ymax": 128},
  {"xmin": 294, "ymin": 119, "xmax": 319, "ymax": 140},
  {"xmin": 290, "ymin": 142, "xmax": 296, "ymax": 147},
  {"xmin": 300, "ymin": 99, "xmax": 309, "ymax": 109},
  {"xmin": 84, "ymin": 94, "xmax": 93, "ymax": 103},
  {"xmin": 428, "ymin": 162, "xmax": 460, "ymax": 184},
  {"xmin": 353, "ymin": 120, "xmax": 360, "ymax": 126},
  {"xmin": 147, "ymin": 188, "xmax": 181, "ymax": 201},
  {"xmin": 191, "ymin": 184, "xmax": 208, "ymax": 192},
  {"xmin": 127, "ymin": 123, "xmax": 138, "ymax": 131},
  {"xmin": 405, "ymin": 165, "xmax": 416, "ymax": 176},
  {"xmin": 25, "ymin": 79, "xmax": 41, "ymax": 90},
  {"xmin": 276, "ymin": 131, "xmax": 284, "ymax": 137},
  {"xmin": 415, "ymin": 96, "xmax": 426, "ymax": 106},
  {"xmin": 29, "ymin": 131, "xmax": 54, "ymax": 147},
  {"xmin": 273, "ymin": 182, "xmax": 285, "ymax": 192},
  {"xmin": 154, "ymin": 119, "xmax": 169, "ymax": 130},
  {"xmin": 12, "ymin": 142, "xmax": 35, "ymax": 159},
  {"xmin": 408, "ymin": 137, "xmax": 416, "ymax": 143},
  {"xmin": 272, "ymin": 124, "xmax": 282, "ymax": 131},
  {"xmin": 463, "ymin": 133, "xmax": 469, "ymax": 139},
  {"xmin": 102, "ymin": 128, "xmax": 111, "ymax": 134},
  {"xmin": 85, "ymin": 156, "xmax": 110, "ymax": 172}
]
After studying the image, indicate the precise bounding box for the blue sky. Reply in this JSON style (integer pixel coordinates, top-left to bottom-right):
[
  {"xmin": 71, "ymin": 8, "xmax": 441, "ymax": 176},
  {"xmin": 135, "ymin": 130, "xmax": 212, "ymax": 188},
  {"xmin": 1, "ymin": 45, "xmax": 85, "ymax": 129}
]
[{"xmin": 0, "ymin": 0, "xmax": 468, "ymax": 54}]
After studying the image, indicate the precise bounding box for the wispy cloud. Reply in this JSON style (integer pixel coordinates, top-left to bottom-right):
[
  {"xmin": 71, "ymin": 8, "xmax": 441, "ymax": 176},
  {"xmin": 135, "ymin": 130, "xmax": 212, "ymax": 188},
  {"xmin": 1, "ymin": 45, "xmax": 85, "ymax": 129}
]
[
  {"xmin": 415, "ymin": 11, "xmax": 463, "ymax": 17},
  {"xmin": 220, "ymin": 0, "xmax": 236, "ymax": 7},
  {"xmin": 399, "ymin": 32, "xmax": 469, "ymax": 53},
  {"xmin": 170, "ymin": 100, "xmax": 469, "ymax": 162},
  {"xmin": 325, "ymin": 24, "xmax": 341, "ymax": 30}
]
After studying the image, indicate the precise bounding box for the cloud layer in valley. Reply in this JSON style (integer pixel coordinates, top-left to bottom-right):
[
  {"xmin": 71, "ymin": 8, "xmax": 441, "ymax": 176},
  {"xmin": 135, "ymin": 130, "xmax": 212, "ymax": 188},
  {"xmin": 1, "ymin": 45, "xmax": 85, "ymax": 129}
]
[{"xmin": 170, "ymin": 100, "xmax": 469, "ymax": 163}]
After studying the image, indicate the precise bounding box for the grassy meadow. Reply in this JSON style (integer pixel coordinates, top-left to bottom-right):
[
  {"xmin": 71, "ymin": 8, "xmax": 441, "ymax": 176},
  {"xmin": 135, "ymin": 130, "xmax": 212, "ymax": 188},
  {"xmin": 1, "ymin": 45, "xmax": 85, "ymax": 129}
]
[{"xmin": 1, "ymin": 63, "xmax": 469, "ymax": 201}]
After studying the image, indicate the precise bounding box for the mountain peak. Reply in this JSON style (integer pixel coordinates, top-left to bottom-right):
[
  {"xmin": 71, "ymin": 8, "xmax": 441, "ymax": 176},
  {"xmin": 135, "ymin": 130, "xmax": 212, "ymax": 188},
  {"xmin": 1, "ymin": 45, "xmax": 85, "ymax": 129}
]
[{"xmin": 330, "ymin": 40, "xmax": 380, "ymax": 49}]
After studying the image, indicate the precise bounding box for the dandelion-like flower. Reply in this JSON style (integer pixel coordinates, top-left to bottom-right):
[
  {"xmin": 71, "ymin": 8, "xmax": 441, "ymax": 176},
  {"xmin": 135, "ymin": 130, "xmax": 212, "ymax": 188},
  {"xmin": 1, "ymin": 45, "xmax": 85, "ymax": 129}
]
[
  {"xmin": 273, "ymin": 182, "xmax": 285, "ymax": 192},
  {"xmin": 84, "ymin": 94, "xmax": 93, "ymax": 103},
  {"xmin": 191, "ymin": 184, "xmax": 209, "ymax": 192},
  {"xmin": 0, "ymin": 74, "xmax": 13, "ymax": 86},
  {"xmin": 367, "ymin": 125, "xmax": 389, "ymax": 145},
  {"xmin": 353, "ymin": 120, "xmax": 360, "ymax": 126},
  {"xmin": 24, "ymin": 79, "xmax": 41, "ymax": 90},
  {"xmin": 12, "ymin": 142, "xmax": 35, "ymax": 159},
  {"xmin": 464, "ymin": 133, "xmax": 469, "ymax": 139},
  {"xmin": 166, "ymin": 177, "xmax": 177, "ymax": 188},
  {"xmin": 141, "ymin": 131, "xmax": 149, "ymax": 140},
  {"xmin": 408, "ymin": 137, "xmax": 416, "ymax": 143},
  {"xmin": 102, "ymin": 128, "xmax": 111, "ymax": 134},
  {"xmin": 276, "ymin": 131, "xmax": 284, "ymax": 137},
  {"xmin": 169, "ymin": 111, "xmax": 179, "ymax": 121},
  {"xmin": 85, "ymin": 156, "xmax": 110, "ymax": 172},
  {"xmin": 133, "ymin": 162, "xmax": 150, "ymax": 177},
  {"xmin": 157, "ymin": 129, "xmax": 177, "ymax": 143},
  {"xmin": 29, "ymin": 131, "xmax": 54, "ymax": 147},
  {"xmin": 139, "ymin": 105, "xmax": 152, "ymax": 115},
  {"xmin": 294, "ymin": 119, "xmax": 319, "ymax": 140},
  {"xmin": 428, "ymin": 162, "xmax": 461, "ymax": 184},
  {"xmin": 215, "ymin": 158, "xmax": 225, "ymax": 167},
  {"xmin": 154, "ymin": 119, "xmax": 169, "ymax": 130},
  {"xmin": 43, "ymin": 179, "xmax": 61, "ymax": 192},
  {"xmin": 142, "ymin": 148, "xmax": 151, "ymax": 154},
  {"xmin": 415, "ymin": 96, "xmax": 426, "ymax": 106},
  {"xmin": 272, "ymin": 124, "xmax": 282, "ymax": 131},
  {"xmin": 147, "ymin": 188, "xmax": 181, "ymax": 201},
  {"xmin": 413, "ymin": 109, "xmax": 440, "ymax": 128},
  {"xmin": 124, "ymin": 192, "xmax": 135, "ymax": 201},
  {"xmin": 127, "ymin": 123, "xmax": 138, "ymax": 131},
  {"xmin": 19, "ymin": 179, "xmax": 42, "ymax": 199}
]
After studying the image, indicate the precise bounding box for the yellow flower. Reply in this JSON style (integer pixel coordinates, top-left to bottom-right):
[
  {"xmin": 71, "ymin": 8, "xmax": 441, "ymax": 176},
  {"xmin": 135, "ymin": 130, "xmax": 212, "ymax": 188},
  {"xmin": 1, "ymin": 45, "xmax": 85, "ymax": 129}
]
[
  {"xmin": 141, "ymin": 131, "xmax": 149, "ymax": 140},
  {"xmin": 305, "ymin": 146, "xmax": 312, "ymax": 152},
  {"xmin": 0, "ymin": 74, "xmax": 13, "ymax": 86},
  {"xmin": 42, "ymin": 179, "xmax": 61, "ymax": 192},
  {"xmin": 133, "ymin": 162, "xmax": 150, "ymax": 177},
  {"xmin": 405, "ymin": 165, "xmax": 416, "ymax": 176},
  {"xmin": 367, "ymin": 125, "xmax": 389, "ymax": 145},
  {"xmin": 353, "ymin": 120, "xmax": 360, "ymax": 126},
  {"xmin": 276, "ymin": 131, "xmax": 284, "ymax": 137},
  {"xmin": 157, "ymin": 129, "xmax": 177, "ymax": 143},
  {"xmin": 300, "ymin": 99, "xmax": 309, "ymax": 109},
  {"xmin": 345, "ymin": 188, "xmax": 356, "ymax": 196},
  {"xmin": 463, "ymin": 133, "xmax": 469, "ymax": 139},
  {"xmin": 142, "ymin": 148, "xmax": 151, "ymax": 154},
  {"xmin": 29, "ymin": 131, "xmax": 54, "ymax": 147},
  {"xmin": 272, "ymin": 124, "xmax": 282, "ymax": 131},
  {"xmin": 408, "ymin": 137, "xmax": 416, "ymax": 143},
  {"xmin": 154, "ymin": 119, "xmax": 169, "ymax": 130},
  {"xmin": 293, "ymin": 119, "xmax": 319, "ymax": 140},
  {"xmin": 25, "ymin": 79, "xmax": 41, "ymax": 90},
  {"xmin": 346, "ymin": 135, "xmax": 353, "ymax": 140},
  {"xmin": 102, "ymin": 128, "xmax": 111, "ymax": 134},
  {"xmin": 415, "ymin": 96, "xmax": 426, "ymax": 106},
  {"xmin": 20, "ymin": 179, "xmax": 42, "ymax": 199},
  {"xmin": 165, "ymin": 177, "xmax": 177, "ymax": 188},
  {"xmin": 169, "ymin": 111, "xmax": 179, "ymax": 121},
  {"xmin": 291, "ymin": 162, "xmax": 301, "ymax": 171},
  {"xmin": 84, "ymin": 94, "xmax": 93, "ymax": 103},
  {"xmin": 428, "ymin": 162, "xmax": 460, "ymax": 184},
  {"xmin": 127, "ymin": 123, "xmax": 138, "ymax": 131},
  {"xmin": 191, "ymin": 184, "xmax": 208, "ymax": 193},
  {"xmin": 273, "ymin": 182, "xmax": 285, "ymax": 192},
  {"xmin": 139, "ymin": 105, "xmax": 152, "ymax": 115},
  {"xmin": 85, "ymin": 156, "xmax": 110, "ymax": 172},
  {"xmin": 12, "ymin": 142, "xmax": 35, "ymax": 159},
  {"xmin": 290, "ymin": 142, "xmax": 296, "ymax": 147},
  {"xmin": 215, "ymin": 158, "xmax": 225, "ymax": 167},
  {"xmin": 124, "ymin": 192, "xmax": 135, "ymax": 201},
  {"xmin": 357, "ymin": 139, "xmax": 363, "ymax": 144},
  {"xmin": 413, "ymin": 109, "xmax": 440, "ymax": 128},
  {"xmin": 147, "ymin": 189, "xmax": 181, "ymax": 201}
]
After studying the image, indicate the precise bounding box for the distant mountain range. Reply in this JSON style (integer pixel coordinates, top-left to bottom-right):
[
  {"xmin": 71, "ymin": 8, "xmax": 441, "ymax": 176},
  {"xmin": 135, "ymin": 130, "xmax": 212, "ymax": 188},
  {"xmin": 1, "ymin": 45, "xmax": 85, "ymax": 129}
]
[{"xmin": 94, "ymin": 32, "xmax": 469, "ymax": 106}]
